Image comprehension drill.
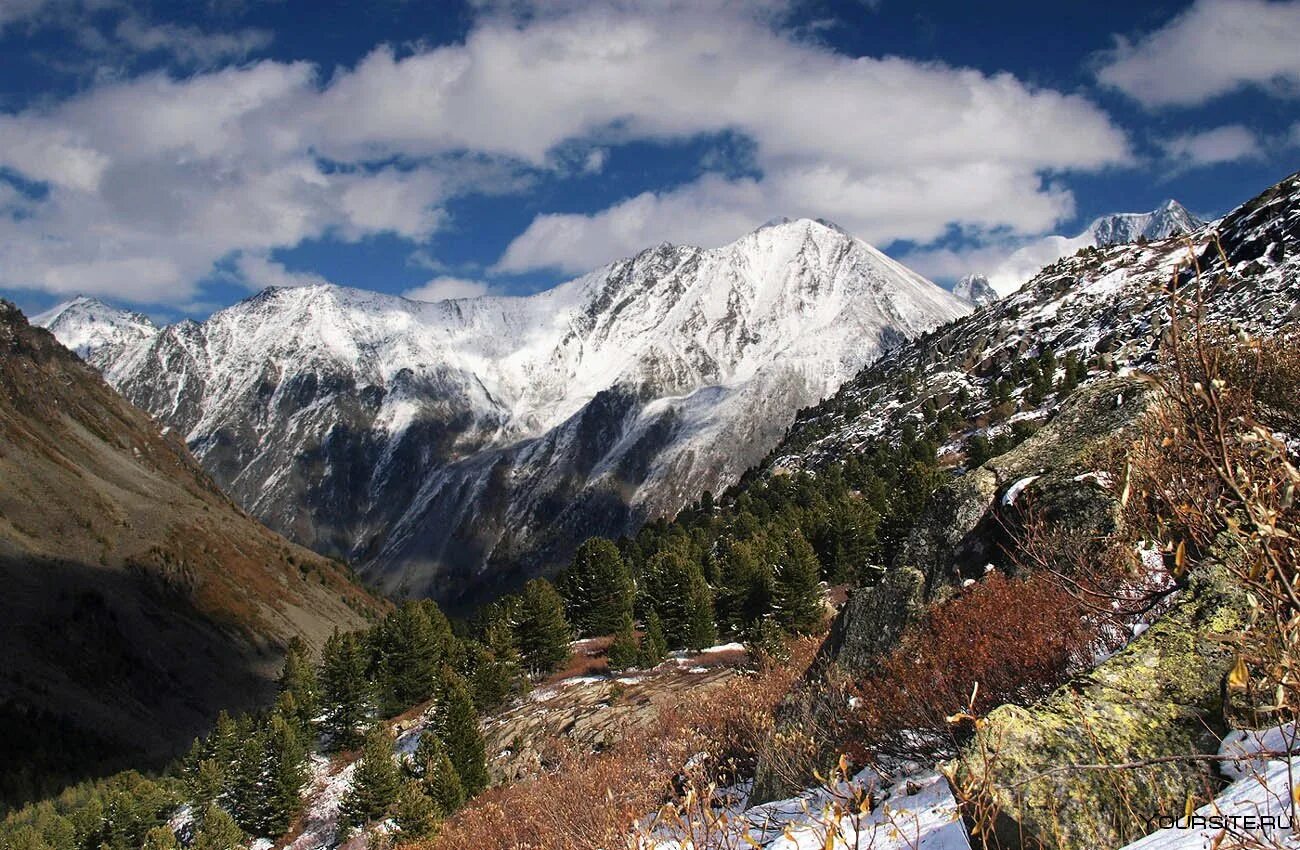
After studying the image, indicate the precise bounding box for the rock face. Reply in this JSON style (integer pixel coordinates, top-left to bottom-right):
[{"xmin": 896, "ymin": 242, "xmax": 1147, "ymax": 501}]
[
  {"xmin": 1090, "ymin": 199, "xmax": 1204, "ymax": 247},
  {"xmin": 47, "ymin": 220, "xmax": 968, "ymax": 609},
  {"xmin": 953, "ymin": 274, "xmax": 998, "ymax": 306},
  {"xmin": 956, "ymin": 560, "xmax": 1247, "ymax": 850},
  {"xmin": 0, "ymin": 301, "xmax": 381, "ymax": 806}
]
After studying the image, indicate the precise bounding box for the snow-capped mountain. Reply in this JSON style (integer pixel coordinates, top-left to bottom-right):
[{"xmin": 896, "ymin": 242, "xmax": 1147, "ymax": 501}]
[
  {"xmin": 1090, "ymin": 199, "xmax": 1204, "ymax": 247},
  {"xmin": 59, "ymin": 219, "xmax": 968, "ymax": 607},
  {"xmin": 773, "ymin": 173, "xmax": 1298, "ymax": 474},
  {"xmin": 33, "ymin": 296, "xmax": 158, "ymax": 360},
  {"xmin": 953, "ymin": 274, "xmax": 998, "ymax": 306},
  {"xmin": 974, "ymin": 200, "xmax": 1206, "ymax": 296}
]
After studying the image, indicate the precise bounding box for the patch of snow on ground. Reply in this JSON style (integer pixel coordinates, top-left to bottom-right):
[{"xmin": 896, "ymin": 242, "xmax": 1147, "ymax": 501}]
[
  {"xmin": 644, "ymin": 769, "xmax": 970, "ymax": 850},
  {"xmin": 1122, "ymin": 724, "xmax": 1300, "ymax": 849}
]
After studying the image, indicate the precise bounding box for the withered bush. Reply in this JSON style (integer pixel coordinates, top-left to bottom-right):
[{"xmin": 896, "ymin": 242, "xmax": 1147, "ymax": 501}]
[{"xmin": 842, "ymin": 572, "xmax": 1097, "ymax": 763}]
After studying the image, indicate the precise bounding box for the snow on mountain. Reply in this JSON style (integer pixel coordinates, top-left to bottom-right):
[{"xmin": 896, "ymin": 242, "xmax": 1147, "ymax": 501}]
[
  {"xmin": 71, "ymin": 219, "xmax": 968, "ymax": 607},
  {"xmin": 773, "ymin": 171, "xmax": 1299, "ymax": 474},
  {"xmin": 952, "ymin": 274, "xmax": 998, "ymax": 306},
  {"xmin": 977, "ymin": 199, "xmax": 1206, "ymax": 295},
  {"xmin": 32, "ymin": 295, "xmax": 159, "ymax": 360}
]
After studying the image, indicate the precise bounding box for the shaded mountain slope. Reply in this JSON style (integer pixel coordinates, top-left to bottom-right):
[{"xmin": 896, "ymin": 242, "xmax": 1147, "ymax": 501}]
[{"xmin": 0, "ymin": 301, "xmax": 382, "ymax": 809}]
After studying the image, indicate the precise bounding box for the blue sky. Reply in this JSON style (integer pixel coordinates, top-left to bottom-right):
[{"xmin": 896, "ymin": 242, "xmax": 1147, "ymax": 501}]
[{"xmin": 0, "ymin": 0, "xmax": 1296, "ymax": 321}]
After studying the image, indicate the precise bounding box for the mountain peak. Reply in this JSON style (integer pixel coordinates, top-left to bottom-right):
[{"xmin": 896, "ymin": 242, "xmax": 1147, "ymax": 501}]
[
  {"xmin": 953, "ymin": 274, "xmax": 998, "ymax": 306},
  {"xmin": 1090, "ymin": 199, "xmax": 1205, "ymax": 247},
  {"xmin": 33, "ymin": 296, "xmax": 159, "ymax": 360}
]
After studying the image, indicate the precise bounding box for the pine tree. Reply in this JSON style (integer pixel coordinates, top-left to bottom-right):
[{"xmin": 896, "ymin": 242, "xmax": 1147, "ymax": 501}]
[
  {"xmin": 340, "ymin": 727, "xmax": 402, "ymax": 829},
  {"xmin": 141, "ymin": 826, "xmax": 179, "ymax": 850},
  {"xmin": 320, "ymin": 629, "xmax": 371, "ymax": 750},
  {"xmin": 771, "ymin": 530, "xmax": 823, "ymax": 634},
  {"xmin": 392, "ymin": 781, "xmax": 439, "ymax": 840},
  {"xmin": 410, "ymin": 732, "xmax": 465, "ymax": 815},
  {"xmin": 605, "ymin": 610, "xmax": 639, "ymax": 670},
  {"xmin": 557, "ymin": 538, "xmax": 634, "ymax": 637},
  {"xmin": 433, "ymin": 669, "xmax": 489, "ymax": 797},
  {"xmin": 277, "ymin": 637, "xmax": 318, "ymax": 732},
  {"xmin": 636, "ymin": 610, "xmax": 668, "ymax": 669},
  {"xmin": 374, "ymin": 601, "xmax": 443, "ymax": 714},
  {"xmin": 642, "ymin": 551, "xmax": 715, "ymax": 650},
  {"xmin": 712, "ymin": 537, "xmax": 771, "ymax": 638},
  {"xmin": 513, "ymin": 579, "xmax": 571, "ymax": 675},
  {"xmin": 192, "ymin": 806, "xmax": 244, "ymax": 850},
  {"xmin": 258, "ymin": 714, "xmax": 307, "ymax": 838},
  {"xmin": 466, "ymin": 616, "xmax": 527, "ymax": 712}
]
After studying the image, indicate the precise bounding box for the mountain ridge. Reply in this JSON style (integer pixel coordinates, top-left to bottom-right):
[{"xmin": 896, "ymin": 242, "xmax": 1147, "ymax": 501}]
[{"xmin": 44, "ymin": 218, "xmax": 969, "ymax": 607}]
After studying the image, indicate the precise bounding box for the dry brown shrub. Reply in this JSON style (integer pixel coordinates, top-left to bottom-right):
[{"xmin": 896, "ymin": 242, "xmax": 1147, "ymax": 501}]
[
  {"xmin": 840, "ymin": 572, "xmax": 1098, "ymax": 764},
  {"xmin": 420, "ymin": 638, "xmax": 819, "ymax": 850}
]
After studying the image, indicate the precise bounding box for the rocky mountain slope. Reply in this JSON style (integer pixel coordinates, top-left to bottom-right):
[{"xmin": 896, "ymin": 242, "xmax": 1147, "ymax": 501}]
[
  {"xmin": 774, "ymin": 174, "xmax": 1297, "ymax": 475},
  {"xmin": 0, "ymin": 302, "xmax": 380, "ymax": 806},
  {"xmin": 49, "ymin": 219, "xmax": 968, "ymax": 608}
]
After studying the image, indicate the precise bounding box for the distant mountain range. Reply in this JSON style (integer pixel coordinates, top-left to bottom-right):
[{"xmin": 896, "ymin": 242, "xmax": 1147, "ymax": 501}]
[
  {"xmin": 970, "ymin": 199, "xmax": 1206, "ymax": 296},
  {"xmin": 40, "ymin": 219, "xmax": 968, "ymax": 608}
]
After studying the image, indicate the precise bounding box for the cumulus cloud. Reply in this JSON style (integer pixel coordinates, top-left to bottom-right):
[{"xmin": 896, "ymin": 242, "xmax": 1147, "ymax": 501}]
[
  {"xmin": 0, "ymin": 0, "xmax": 1129, "ymax": 302},
  {"xmin": 1096, "ymin": 0, "xmax": 1300, "ymax": 108},
  {"xmin": 1160, "ymin": 124, "xmax": 1263, "ymax": 168},
  {"xmin": 403, "ymin": 276, "xmax": 494, "ymax": 302},
  {"xmin": 235, "ymin": 254, "xmax": 331, "ymax": 290}
]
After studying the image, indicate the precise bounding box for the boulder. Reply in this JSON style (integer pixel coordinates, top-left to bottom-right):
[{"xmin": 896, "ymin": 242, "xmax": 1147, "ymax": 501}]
[{"xmin": 952, "ymin": 561, "xmax": 1248, "ymax": 850}]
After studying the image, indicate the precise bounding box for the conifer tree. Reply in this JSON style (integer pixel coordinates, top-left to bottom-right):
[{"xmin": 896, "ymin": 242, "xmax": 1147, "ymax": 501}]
[
  {"xmin": 466, "ymin": 616, "xmax": 527, "ymax": 712},
  {"xmin": 637, "ymin": 610, "xmax": 668, "ymax": 668},
  {"xmin": 277, "ymin": 637, "xmax": 318, "ymax": 732},
  {"xmin": 410, "ymin": 732, "xmax": 465, "ymax": 815},
  {"xmin": 392, "ymin": 781, "xmax": 439, "ymax": 840},
  {"xmin": 557, "ymin": 538, "xmax": 634, "ymax": 636},
  {"xmin": 142, "ymin": 826, "xmax": 179, "ymax": 850},
  {"xmin": 513, "ymin": 579, "xmax": 571, "ymax": 675},
  {"xmin": 192, "ymin": 806, "xmax": 244, "ymax": 850},
  {"xmin": 320, "ymin": 629, "xmax": 371, "ymax": 749},
  {"xmin": 433, "ymin": 669, "xmax": 489, "ymax": 797},
  {"xmin": 258, "ymin": 714, "xmax": 307, "ymax": 838},
  {"xmin": 712, "ymin": 538, "xmax": 771, "ymax": 638},
  {"xmin": 642, "ymin": 551, "xmax": 715, "ymax": 650},
  {"xmin": 340, "ymin": 727, "xmax": 402, "ymax": 829},
  {"xmin": 374, "ymin": 601, "xmax": 442, "ymax": 714},
  {"xmin": 771, "ymin": 530, "xmax": 823, "ymax": 634},
  {"xmin": 605, "ymin": 610, "xmax": 639, "ymax": 670}
]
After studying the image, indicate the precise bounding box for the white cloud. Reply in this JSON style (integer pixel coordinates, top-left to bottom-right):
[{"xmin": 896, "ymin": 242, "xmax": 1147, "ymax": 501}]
[
  {"xmin": 235, "ymin": 254, "xmax": 331, "ymax": 290},
  {"xmin": 403, "ymin": 276, "xmax": 494, "ymax": 302},
  {"xmin": 1160, "ymin": 124, "xmax": 1263, "ymax": 168},
  {"xmin": 901, "ymin": 232, "xmax": 1094, "ymax": 297},
  {"xmin": 0, "ymin": 1, "xmax": 1129, "ymax": 302},
  {"xmin": 1096, "ymin": 0, "xmax": 1300, "ymax": 108},
  {"xmin": 114, "ymin": 15, "xmax": 272, "ymax": 66}
]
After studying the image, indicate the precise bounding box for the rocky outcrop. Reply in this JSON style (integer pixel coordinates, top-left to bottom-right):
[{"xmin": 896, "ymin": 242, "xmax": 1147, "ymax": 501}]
[
  {"xmin": 820, "ymin": 567, "xmax": 927, "ymax": 676},
  {"xmin": 953, "ymin": 559, "xmax": 1248, "ymax": 850}
]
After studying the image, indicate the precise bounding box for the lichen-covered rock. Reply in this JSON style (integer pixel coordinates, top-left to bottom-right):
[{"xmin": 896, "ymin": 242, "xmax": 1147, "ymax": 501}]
[{"xmin": 953, "ymin": 562, "xmax": 1248, "ymax": 850}]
